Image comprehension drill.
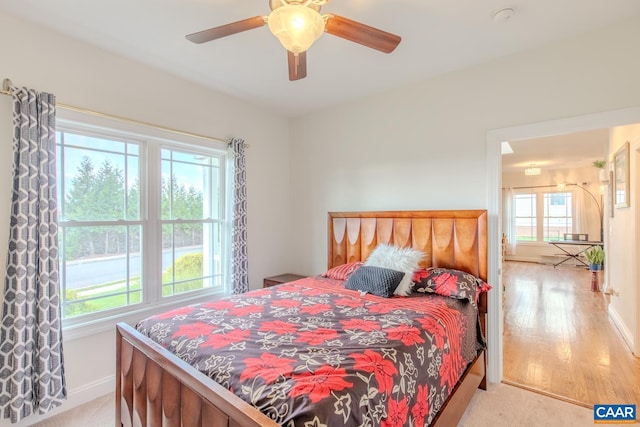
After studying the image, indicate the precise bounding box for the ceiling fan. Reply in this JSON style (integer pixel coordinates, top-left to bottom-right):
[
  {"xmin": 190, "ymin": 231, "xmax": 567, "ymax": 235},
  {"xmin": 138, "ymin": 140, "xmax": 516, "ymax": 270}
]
[{"xmin": 185, "ymin": 0, "xmax": 401, "ymax": 81}]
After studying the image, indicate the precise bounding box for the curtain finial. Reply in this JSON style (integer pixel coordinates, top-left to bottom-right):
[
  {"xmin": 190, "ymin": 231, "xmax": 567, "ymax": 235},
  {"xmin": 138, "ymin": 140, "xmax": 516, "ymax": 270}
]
[{"xmin": 2, "ymin": 78, "xmax": 13, "ymax": 92}]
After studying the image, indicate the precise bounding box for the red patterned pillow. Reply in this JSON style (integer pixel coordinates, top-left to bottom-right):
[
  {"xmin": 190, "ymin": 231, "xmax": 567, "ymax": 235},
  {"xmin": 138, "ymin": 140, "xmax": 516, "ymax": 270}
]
[
  {"xmin": 321, "ymin": 262, "xmax": 363, "ymax": 281},
  {"xmin": 412, "ymin": 267, "xmax": 491, "ymax": 305}
]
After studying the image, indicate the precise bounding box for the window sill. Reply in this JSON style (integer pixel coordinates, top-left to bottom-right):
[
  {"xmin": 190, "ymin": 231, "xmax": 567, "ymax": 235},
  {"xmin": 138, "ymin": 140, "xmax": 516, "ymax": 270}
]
[
  {"xmin": 516, "ymin": 241, "xmax": 551, "ymax": 247},
  {"xmin": 62, "ymin": 289, "xmax": 226, "ymax": 342}
]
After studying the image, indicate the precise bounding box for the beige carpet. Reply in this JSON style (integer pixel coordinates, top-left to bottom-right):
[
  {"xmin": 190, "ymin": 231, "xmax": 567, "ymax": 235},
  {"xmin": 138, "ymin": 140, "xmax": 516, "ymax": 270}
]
[
  {"xmin": 458, "ymin": 384, "xmax": 593, "ymax": 427},
  {"xmin": 31, "ymin": 383, "xmax": 594, "ymax": 427}
]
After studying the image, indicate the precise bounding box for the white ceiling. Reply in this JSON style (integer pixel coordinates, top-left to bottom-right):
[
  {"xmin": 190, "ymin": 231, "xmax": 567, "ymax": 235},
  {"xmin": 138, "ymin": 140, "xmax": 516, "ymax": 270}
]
[
  {"xmin": 1, "ymin": 0, "xmax": 640, "ymax": 118},
  {"xmin": 501, "ymin": 128, "xmax": 610, "ymax": 173}
]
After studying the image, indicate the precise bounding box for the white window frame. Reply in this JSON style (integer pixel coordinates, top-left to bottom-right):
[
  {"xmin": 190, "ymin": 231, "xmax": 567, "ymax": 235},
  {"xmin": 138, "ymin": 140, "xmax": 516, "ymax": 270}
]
[
  {"xmin": 514, "ymin": 188, "xmax": 575, "ymax": 244},
  {"xmin": 542, "ymin": 191, "xmax": 573, "ymax": 241},
  {"xmin": 57, "ymin": 109, "xmax": 232, "ymax": 340},
  {"xmin": 514, "ymin": 192, "xmax": 537, "ymax": 242},
  {"xmin": 157, "ymin": 146, "xmax": 227, "ymax": 298}
]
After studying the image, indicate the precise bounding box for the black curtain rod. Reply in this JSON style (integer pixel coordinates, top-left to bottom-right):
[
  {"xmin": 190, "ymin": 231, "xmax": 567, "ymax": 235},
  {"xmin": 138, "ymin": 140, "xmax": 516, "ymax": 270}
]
[{"xmin": 501, "ymin": 183, "xmax": 583, "ymax": 190}]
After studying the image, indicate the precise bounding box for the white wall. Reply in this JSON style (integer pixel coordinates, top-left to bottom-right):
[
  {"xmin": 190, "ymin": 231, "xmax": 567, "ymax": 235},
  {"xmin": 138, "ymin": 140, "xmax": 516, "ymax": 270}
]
[
  {"xmin": 2, "ymin": 8, "xmax": 640, "ymax": 426},
  {"xmin": 289, "ymin": 16, "xmax": 640, "ymax": 382},
  {"xmin": 502, "ymin": 166, "xmax": 603, "ymax": 263},
  {"xmin": 608, "ymin": 124, "xmax": 640, "ymax": 354},
  {"xmin": 0, "ymin": 11, "xmax": 291, "ymax": 425}
]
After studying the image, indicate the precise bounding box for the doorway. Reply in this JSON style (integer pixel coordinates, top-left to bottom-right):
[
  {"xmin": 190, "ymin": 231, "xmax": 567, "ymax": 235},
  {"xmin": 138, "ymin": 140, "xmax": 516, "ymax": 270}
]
[
  {"xmin": 485, "ymin": 106, "xmax": 640, "ymax": 388},
  {"xmin": 499, "ymin": 129, "xmax": 621, "ymax": 405}
]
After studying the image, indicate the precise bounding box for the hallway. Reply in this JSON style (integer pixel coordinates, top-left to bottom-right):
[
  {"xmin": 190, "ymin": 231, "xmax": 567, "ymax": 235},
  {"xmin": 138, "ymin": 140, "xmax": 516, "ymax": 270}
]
[{"xmin": 502, "ymin": 261, "xmax": 640, "ymax": 406}]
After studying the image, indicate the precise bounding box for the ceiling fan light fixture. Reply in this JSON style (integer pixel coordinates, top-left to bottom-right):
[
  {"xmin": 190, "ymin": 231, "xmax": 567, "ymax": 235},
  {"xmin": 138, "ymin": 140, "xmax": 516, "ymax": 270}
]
[
  {"xmin": 185, "ymin": 0, "xmax": 401, "ymax": 80},
  {"xmin": 267, "ymin": 3, "xmax": 325, "ymax": 54}
]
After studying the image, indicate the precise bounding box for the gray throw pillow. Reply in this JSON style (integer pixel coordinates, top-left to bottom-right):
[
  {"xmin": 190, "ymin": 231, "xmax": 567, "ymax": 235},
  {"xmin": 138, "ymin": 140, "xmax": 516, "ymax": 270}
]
[
  {"xmin": 345, "ymin": 266, "xmax": 405, "ymax": 298},
  {"xmin": 364, "ymin": 244, "xmax": 424, "ymax": 296}
]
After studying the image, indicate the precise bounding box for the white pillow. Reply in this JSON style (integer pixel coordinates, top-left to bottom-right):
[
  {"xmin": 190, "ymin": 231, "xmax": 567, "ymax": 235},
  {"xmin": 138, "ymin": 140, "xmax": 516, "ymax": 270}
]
[{"xmin": 364, "ymin": 244, "xmax": 425, "ymax": 296}]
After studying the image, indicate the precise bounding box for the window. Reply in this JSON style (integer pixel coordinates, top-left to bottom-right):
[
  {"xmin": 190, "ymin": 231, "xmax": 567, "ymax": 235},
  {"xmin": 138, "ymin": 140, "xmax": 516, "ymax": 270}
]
[
  {"xmin": 515, "ymin": 193, "xmax": 536, "ymax": 241},
  {"xmin": 514, "ymin": 190, "xmax": 574, "ymax": 243},
  {"xmin": 543, "ymin": 192, "xmax": 572, "ymax": 241},
  {"xmin": 160, "ymin": 149, "xmax": 224, "ymax": 297},
  {"xmin": 57, "ymin": 118, "xmax": 229, "ymax": 325}
]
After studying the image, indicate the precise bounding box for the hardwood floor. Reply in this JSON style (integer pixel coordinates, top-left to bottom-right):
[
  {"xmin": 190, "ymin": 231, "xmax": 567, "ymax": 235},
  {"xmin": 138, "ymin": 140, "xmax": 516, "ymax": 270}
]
[{"xmin": 503, "ymin": 261, "xmax": 640, "ymax": 407}]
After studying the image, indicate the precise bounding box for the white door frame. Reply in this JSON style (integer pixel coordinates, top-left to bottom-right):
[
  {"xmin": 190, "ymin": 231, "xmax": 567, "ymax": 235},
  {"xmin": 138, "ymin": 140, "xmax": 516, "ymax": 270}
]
[{"xmin": 485, "ymin": 106, "xmax": 640, "ymax": 383}]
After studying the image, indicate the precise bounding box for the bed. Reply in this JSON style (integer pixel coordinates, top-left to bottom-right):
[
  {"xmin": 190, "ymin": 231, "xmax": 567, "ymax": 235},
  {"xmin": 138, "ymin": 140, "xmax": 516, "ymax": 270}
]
[{"xmin": 116, "ymin": 209, "xmax": 488, "ymax": 427}]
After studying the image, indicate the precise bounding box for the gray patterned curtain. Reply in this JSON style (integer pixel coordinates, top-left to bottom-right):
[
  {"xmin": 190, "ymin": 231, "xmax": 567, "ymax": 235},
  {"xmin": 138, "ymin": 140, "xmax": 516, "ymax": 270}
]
[
  {"xmin": 230, "ymin": 138, "xmax": 248, "ymax": 294},
  {"xmin": 0, "ymin": 86, "xmax": 66, "ymax": 422}
]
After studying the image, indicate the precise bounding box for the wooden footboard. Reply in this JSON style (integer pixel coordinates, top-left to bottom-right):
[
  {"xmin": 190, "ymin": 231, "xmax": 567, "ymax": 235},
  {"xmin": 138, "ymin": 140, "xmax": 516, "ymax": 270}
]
[
  {"xmin": 116, "ymin": 319, "xmax": 485, "ymax": 427},
  {"xmin": 116, "ymin": 322, "xmax": 279, "ymax": 427}
]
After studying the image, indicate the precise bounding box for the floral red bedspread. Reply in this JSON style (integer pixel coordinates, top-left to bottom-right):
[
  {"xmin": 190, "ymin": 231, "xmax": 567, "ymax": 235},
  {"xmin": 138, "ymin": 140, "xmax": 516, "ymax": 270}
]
[{"xmin": 136, "ymin": 276, "xmax": 483, "ymax": 427}]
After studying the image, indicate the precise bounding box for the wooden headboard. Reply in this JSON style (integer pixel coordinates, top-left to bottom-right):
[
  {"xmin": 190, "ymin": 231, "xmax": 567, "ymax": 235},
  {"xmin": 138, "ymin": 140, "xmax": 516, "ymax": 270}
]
[{"xmin": 327, "ymin": 210, "xmax": 488, "ymax": 282}]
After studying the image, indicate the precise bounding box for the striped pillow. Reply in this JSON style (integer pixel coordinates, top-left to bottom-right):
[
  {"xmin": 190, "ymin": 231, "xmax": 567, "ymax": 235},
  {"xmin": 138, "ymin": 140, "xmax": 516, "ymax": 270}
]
[{"xmin": 321, "ymin": 262, "xmax": 363, "ymax": 281}]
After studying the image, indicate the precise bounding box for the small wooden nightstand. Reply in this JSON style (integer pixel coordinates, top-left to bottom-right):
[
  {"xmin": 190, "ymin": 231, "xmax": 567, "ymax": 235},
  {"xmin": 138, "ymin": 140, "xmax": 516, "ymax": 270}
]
[{"xmin": 263, "ymin": 274, "xmax": 305, "ymax": 288}]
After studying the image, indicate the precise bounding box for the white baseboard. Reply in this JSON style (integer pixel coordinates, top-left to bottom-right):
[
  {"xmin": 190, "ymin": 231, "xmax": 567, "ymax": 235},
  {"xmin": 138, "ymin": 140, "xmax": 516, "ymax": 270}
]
[
  {"xmin": 608, "ymin": 305, "xmax": 635, "ymax": 353},
  {"xmin": 504, "ymin": 256, "xmax": 541, "ymax": 263},
  {"xmin": 67, "ymin": 374, "xmax": 115, "ymax": 405},
  {"xmin": 0, "ymin": 375, "xmax": 115, "ymax": 427},
  {"xmin": 505, "ymin": 255, "xmax": 585, "ymax": 268}
]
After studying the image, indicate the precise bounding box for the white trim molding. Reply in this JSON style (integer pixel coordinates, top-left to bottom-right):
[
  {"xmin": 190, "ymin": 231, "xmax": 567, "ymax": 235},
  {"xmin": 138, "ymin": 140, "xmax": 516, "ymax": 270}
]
[{"xmin": 609, "ymin": 305, "xmax": 635, "ymax": 354}]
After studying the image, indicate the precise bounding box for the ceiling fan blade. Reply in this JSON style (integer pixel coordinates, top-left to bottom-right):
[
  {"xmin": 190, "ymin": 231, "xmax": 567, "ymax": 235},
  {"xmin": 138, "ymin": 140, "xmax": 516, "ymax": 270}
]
[
  {"xmin": 288, "ymin": 51, "xmax": 307, "ymax": 81},
  {"xmin": 186, "ymin": 16, "xmax": 265, "ymax": 44},
  {"xmin": 325, "ymin": 14, "xmax": 401, "ymax": 54}
]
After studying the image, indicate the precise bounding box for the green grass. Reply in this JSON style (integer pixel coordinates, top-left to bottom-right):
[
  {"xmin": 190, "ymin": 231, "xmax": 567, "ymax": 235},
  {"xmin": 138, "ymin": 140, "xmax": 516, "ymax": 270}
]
[
  {"xmin": 64, "ymin": 252, "xmax": 206, "ymax": 318},
  {"xmin": 64, "ymin": 278, "xmax": 141, "ymax": 318}
]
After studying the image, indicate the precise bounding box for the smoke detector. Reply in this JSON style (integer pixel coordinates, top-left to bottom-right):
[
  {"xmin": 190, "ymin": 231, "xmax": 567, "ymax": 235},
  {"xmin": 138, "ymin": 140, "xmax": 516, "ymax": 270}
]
[{"xmin": 492, "ymin": 7, "xmax": 515, "ymax": 23}]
